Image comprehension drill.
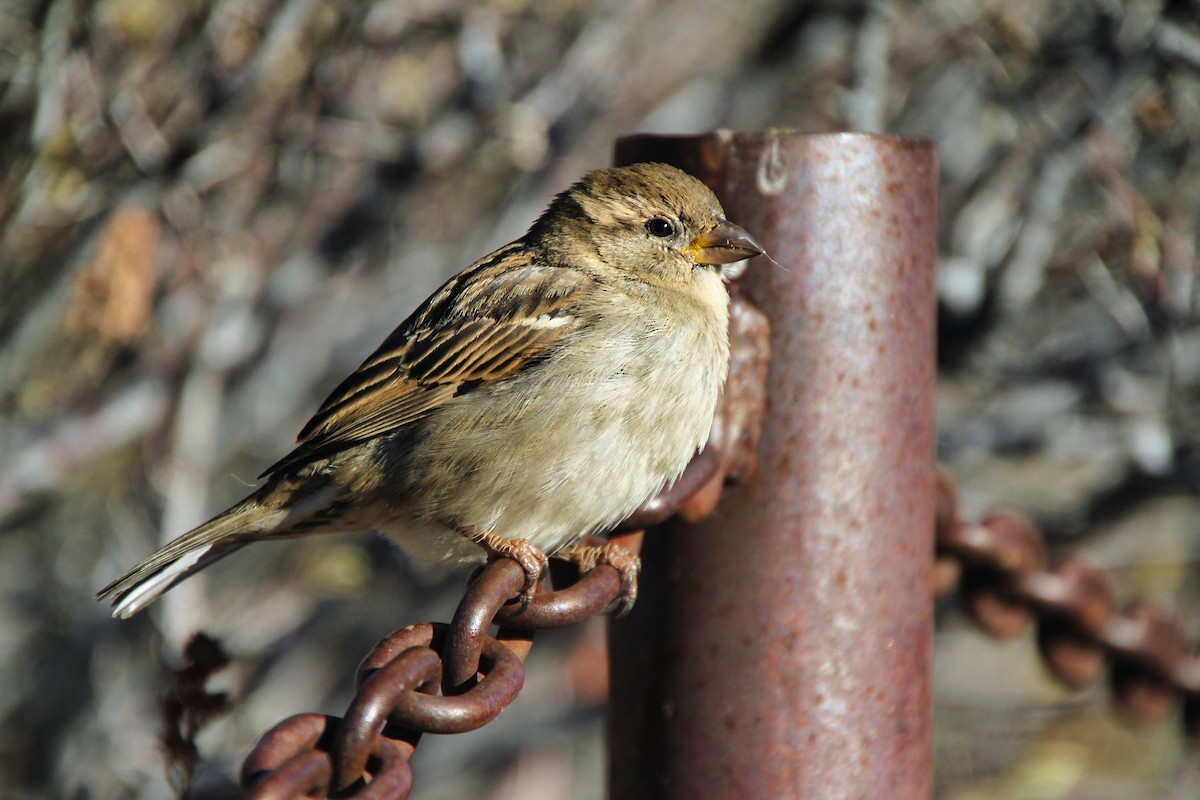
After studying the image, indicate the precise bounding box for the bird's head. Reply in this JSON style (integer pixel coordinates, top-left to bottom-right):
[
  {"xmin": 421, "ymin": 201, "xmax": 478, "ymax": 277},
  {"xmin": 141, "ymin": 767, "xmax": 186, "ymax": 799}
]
[{"xmin": 533, "ymin": 162, "xmax": 764, "ymax": 285}]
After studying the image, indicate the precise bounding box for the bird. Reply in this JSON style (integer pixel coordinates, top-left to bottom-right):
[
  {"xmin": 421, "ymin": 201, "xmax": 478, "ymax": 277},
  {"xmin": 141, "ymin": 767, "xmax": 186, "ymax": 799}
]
[{"xmin": 98, "ymin": 162, "xmax": 764, "ymax": 619}]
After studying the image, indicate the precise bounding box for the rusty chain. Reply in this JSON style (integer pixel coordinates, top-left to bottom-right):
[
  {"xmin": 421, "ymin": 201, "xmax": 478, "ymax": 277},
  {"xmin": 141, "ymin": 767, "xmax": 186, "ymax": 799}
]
[
  {"xmin": 240, "ymin": 555, "xmax": 631, "ymax": 798},
  {"xmin": 935, "ymin": 466, "xmax": 1200, "ymax": 733}
]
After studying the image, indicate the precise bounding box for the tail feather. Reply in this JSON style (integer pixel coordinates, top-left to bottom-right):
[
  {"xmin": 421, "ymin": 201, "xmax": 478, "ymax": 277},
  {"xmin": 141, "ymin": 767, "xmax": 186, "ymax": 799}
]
[{"xmin": 97, "ymin": 503, "xmax": 261, "ymax": 618}]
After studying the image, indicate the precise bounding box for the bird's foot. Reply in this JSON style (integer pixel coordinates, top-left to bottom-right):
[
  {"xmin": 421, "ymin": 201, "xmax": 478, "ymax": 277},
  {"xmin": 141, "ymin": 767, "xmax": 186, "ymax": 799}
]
[
  {"xmin": 465, "ymin": 528, "xmax": 550, "ymax": 603},
  {"xmin": 556, "ymin": 540, "xmax": 641, "ymax": 617}
]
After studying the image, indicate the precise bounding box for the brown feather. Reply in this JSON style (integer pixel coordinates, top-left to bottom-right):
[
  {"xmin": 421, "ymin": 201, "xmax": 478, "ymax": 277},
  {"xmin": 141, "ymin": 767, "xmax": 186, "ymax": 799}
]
[{"xmin": 260, "ymin": 245, "xmax": 590, "ymax": 476}]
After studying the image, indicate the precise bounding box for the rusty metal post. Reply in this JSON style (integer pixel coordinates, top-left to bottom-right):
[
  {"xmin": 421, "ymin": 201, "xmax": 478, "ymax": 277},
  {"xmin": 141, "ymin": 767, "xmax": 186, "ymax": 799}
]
[{"xmin": 609, "ymin": 132, "xmax": 938, "ymax": 799}]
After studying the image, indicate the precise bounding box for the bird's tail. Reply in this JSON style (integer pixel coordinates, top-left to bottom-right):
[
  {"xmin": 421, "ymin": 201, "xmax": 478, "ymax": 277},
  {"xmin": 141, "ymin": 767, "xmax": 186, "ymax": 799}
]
[{"xmin": 97, "ymin": 500, "xmax": 264, "ymax": 619}]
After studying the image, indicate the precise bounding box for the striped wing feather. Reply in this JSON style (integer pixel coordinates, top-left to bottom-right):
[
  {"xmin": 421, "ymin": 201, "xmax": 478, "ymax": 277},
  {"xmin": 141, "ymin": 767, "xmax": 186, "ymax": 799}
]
[{"xmin": 261, "ymin": 245, "xmax": 588, "ymax": 476}]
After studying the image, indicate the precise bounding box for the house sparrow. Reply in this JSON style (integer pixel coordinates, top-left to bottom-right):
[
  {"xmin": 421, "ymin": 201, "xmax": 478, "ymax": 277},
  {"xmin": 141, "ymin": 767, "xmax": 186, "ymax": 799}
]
[{"xmin": 98, "ymin": 162, "xmax": 764, "ymax": 619}]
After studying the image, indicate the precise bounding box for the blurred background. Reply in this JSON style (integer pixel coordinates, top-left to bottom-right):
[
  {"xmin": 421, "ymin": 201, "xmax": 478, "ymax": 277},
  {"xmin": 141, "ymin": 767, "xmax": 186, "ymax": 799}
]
[{"xmin": 2, "ymin": 0, "xmax": 1199, "ymax": 797}]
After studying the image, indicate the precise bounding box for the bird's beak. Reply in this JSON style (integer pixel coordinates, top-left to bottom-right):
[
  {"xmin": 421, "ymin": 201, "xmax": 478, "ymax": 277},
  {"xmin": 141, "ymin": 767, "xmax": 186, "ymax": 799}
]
[{"xmin": 688, "ymin": 220, "xmax": 765, "ymax": 275}]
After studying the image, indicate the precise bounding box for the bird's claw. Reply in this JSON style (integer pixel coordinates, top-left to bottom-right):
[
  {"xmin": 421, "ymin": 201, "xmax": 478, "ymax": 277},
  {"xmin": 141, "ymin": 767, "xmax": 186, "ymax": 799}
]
[
  {"xmin": 556, "ymin": 540, "xmax": 641, "ymax": 617},
  {"xmin": 503, "ymin": 540, "xmax": 550, "ymax": 603},
  {"xmin": 462, "ymin": 527, "xmax": 550, "ymax": 603}
]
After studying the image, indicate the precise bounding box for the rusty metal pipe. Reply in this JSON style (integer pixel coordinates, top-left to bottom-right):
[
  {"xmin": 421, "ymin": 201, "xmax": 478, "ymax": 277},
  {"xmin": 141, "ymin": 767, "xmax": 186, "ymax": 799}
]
[{"xmin": 609, "ymin": 132, "xmax": 938, "ymax": 799}]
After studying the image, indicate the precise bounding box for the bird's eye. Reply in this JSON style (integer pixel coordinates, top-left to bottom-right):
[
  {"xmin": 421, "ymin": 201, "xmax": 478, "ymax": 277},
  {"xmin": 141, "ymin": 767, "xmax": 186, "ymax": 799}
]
[{"xmin": 645, "ymin": 217, "xmax": 675, "ymax": 238}]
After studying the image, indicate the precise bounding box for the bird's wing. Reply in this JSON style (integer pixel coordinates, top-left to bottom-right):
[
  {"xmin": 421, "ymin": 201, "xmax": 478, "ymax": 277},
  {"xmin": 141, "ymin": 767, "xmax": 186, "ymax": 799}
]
[{"xmin": 260, "ymin": 243, "xmax": 590, "ymax": 477}]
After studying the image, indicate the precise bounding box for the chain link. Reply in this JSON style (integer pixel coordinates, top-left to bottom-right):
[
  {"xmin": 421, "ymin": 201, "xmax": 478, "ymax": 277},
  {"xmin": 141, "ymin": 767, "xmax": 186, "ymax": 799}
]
[
  {"xmin": 240, "ymin": 555, "xmax": 632, "ymax": 798},
  {"xmin": 935, "ymin": 467, "xmax": 1200, "ymax": 730}
]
